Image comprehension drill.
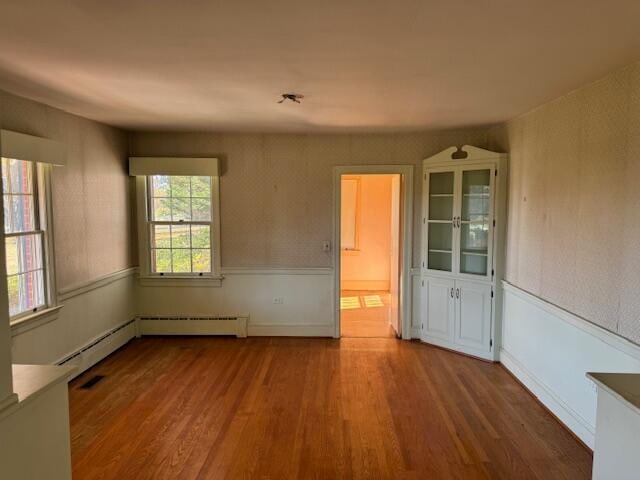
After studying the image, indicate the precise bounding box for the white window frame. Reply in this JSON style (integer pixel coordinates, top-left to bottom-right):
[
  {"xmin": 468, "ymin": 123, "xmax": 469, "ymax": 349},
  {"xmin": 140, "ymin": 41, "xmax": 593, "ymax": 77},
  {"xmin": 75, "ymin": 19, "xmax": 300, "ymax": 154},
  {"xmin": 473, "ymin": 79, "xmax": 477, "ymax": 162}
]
[
  {"xmin": 135, "ymin": 175, "xmax": 222, "ymax": 286},
  {"xmin": 1, "ymin": 159, "xmax": 59, "ymax": 325}
]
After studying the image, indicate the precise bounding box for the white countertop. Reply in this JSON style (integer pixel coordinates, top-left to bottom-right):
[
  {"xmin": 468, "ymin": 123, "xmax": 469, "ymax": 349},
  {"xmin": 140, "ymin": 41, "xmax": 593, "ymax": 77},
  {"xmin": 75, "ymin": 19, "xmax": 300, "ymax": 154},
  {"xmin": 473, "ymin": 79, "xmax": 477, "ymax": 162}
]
[
  {"xmin": 587, "ymin": 372, "xmax": 640, "ymax": 414},
  {"xmin": 12, "ymin": 364, "xmax": 76, "ymax": 404}
]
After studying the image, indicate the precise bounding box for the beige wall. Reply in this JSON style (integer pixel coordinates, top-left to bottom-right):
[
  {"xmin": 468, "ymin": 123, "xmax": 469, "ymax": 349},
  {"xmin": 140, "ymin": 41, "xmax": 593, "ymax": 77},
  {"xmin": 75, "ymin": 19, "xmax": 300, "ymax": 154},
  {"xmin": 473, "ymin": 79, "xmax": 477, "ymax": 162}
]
[
  {"xmin": 341, "ymin": 174, "xmax": 394, "ymax": 290},
  {"xmin": 489, "ymin": 61, "xmax": 640, "ymax": 345},
  {"xmin": 0, "ymin": 90, "xmax": 133, "ymax": 289},
  {"xmin": 129, "ymin": 128, "xmax": 491, "ymax": 268}
]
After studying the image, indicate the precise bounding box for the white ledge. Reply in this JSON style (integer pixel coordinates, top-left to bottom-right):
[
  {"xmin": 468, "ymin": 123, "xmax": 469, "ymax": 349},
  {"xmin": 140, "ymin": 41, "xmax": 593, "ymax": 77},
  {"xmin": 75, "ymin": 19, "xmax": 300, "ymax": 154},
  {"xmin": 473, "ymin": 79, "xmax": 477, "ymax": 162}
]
[
  {"xmin": 139, "ymin": 275, "xmax": 223, "ymax": 287},
  {"xmin": 10, "ymin": 305, "xmax": 63, "ymax": 337},
  {"xmin": 0, "ymin": 364, "xmax": 75, "ymax": 421},
  {"xmin": 587, "ymin": 372, "xmax": 640, "ymax": 416}
]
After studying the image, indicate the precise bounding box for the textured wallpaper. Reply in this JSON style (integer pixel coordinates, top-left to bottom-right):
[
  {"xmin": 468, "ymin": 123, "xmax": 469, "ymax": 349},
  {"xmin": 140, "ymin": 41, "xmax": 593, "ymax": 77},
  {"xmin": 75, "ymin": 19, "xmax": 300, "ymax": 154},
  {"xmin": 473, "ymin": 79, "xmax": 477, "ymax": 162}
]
[
  {"xmin": 0, "ymin": 90, "xmax": 134, "ymax": 289},
  {"xmin": 489, "ymin": 62, "xmax": 640, "ymax": 345},
  {"xmin": 129, "ymin": 128, "xmax": 491, "ymax": 269}
]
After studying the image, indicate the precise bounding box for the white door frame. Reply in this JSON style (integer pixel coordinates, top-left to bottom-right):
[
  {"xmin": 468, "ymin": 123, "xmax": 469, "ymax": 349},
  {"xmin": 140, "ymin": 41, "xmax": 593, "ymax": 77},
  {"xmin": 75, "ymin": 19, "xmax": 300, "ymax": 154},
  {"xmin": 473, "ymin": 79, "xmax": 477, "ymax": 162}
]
[{"xmin": 332, "ymin": 165, "xmax": 414, "ymax": 339}]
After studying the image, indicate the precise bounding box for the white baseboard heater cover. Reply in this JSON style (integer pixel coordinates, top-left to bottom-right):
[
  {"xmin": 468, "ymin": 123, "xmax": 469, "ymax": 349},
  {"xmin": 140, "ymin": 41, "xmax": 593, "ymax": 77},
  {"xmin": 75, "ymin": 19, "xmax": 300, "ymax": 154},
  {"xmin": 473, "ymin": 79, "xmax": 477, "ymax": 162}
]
[{"xmin": 138, "ymin": 315, "xmax": 248, "ymax": 337}]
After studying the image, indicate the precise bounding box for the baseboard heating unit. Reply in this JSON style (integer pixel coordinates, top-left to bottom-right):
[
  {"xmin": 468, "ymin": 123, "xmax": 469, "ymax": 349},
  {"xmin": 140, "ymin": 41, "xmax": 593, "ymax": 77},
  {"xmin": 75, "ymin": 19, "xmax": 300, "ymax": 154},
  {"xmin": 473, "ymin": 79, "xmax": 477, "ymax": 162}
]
[{"xmin": 138, "ymin": 315, "xmax": 248, "ymax": 337}]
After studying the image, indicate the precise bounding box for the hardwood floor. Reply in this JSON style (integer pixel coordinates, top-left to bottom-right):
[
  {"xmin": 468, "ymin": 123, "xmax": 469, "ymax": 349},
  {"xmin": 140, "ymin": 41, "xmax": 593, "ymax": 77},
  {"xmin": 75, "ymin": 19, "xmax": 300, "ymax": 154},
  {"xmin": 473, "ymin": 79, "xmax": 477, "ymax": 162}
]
[
  {"xmin": 341, "ymin": 290, "xmax": 396, "ymax": 338},
  {"xmin": 69, "ymin": 337, "xmax": 592, "ymax": 479}
]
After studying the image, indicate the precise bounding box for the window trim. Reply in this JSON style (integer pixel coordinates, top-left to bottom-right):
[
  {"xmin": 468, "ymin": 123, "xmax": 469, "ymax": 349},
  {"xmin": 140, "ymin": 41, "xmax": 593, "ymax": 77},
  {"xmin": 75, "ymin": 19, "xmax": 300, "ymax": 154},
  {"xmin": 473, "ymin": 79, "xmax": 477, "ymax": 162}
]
[
  {"xmin": 1, "ymin": 160, "xmax": 58, "ymax": 322},
  {"xmin": 135, "ymin": 175, "xmax": 222, "ymax": 286}
]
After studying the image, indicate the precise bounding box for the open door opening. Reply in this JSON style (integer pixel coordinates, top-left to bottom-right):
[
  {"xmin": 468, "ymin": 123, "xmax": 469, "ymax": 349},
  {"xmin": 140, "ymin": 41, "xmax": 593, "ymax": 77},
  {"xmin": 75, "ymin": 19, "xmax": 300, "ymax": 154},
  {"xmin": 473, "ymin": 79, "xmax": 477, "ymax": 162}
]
[{"xmin": 339, "ymin": 174, "xmax": 402, "ymax": 338}]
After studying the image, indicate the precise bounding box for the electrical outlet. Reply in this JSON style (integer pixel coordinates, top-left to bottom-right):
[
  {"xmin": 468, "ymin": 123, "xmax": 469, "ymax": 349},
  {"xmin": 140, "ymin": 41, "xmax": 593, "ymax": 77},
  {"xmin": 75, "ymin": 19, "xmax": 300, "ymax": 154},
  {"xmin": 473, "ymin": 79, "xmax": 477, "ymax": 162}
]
[{"xmin": 273, "ymin": 297, "xmax": 284, "ymax": 304}]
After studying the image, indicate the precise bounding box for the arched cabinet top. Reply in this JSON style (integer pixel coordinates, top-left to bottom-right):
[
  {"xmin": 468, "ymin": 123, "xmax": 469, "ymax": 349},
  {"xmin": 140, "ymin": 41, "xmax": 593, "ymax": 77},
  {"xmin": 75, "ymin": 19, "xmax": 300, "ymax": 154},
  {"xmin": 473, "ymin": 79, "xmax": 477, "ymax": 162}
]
[{"xmin": 423, "ymin": 145, "xmax": 507, "ymax": 166}]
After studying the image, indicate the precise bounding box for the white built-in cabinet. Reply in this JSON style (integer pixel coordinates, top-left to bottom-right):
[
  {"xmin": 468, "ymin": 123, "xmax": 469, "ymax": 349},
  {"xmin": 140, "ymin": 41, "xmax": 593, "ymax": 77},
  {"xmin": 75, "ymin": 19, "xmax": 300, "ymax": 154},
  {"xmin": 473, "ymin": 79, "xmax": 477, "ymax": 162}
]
[{"xmin": 420, "ymin": 146, "xmax": 507, "ymax": 361}]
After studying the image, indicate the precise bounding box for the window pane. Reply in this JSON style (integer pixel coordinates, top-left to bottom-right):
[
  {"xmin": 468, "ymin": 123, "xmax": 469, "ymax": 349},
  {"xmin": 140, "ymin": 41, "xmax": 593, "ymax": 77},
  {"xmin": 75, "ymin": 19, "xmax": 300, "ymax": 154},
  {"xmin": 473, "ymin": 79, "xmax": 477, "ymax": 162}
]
[
  {"xmin": 8, "ymin": 270, "xmax": 45, "ymax": 316},
  {"xmin": 152, "ymin": 225, "xmax": 170, "ymax": 248},
  {"xmin": 171, "ymin": 225, "xmax": 191, "ymax": 248},
  {"xmin": 192, "ymin": 249, "xmax": 211, "ymax": 273},
  {"xmin": 153, "ymin": 249, "xmax": 172, "ymax": 272},
  {"xmin": 191, "ymin": 198, "xmax": 211, "ymax": 221},
  {"xmin": 170, "ymin": 176, "xmax": 191, "ymax": 197},
  {"xmin": 5, "ymin": 234, "xmax": 43, "ymax": 275},
  {"xmin": 171, "ymin": 198, "xmax": 191, "ymax": 221},
  {"xmin": 4, "ymin": 194, "xmax": 36, "ymax": 233},
  {"xmin": 191, "ymin": 225, "xmax": 210, "ymax": 248},
  {"xmin": 151, "ymin": 175, "xmax": 170, "ymax": 197},
  {"xmin": 191, "ymin": 176, "xmax": 211, "ymax": 198},
  {"xmin": 152, "ymin": 198, "xmax": 171, "ymax": 221},
  {"xmin": 172, "ymin": 249, "xmax": 191, "ymax": 273},
  {"xmin": 2, "ymin": 158, "xmax": 33, "ymax": 194}
]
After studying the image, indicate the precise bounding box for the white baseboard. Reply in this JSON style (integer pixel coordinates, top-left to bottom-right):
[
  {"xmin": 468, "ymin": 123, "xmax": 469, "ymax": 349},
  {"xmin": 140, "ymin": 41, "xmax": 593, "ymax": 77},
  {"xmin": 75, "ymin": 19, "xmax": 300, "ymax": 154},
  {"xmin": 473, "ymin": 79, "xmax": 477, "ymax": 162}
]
[
  {"xmin": 248, "ymin": 324, "xmax": 334, "ymax": 337},
  {"xmin": 56, "ymin": 319, "xmax": 136, "ymax": 380},
  {"xmin": 500, "ymin": 281, "xmax": 640, "ymax": 449}
]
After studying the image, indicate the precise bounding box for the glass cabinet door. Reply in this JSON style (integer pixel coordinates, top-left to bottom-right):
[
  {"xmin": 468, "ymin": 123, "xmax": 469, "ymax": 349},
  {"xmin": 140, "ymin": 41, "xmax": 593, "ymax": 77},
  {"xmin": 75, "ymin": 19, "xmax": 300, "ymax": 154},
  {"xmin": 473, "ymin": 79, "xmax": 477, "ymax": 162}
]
[
  {"xmin": 426, "ymin": 171, "xmax": 455, "ymax": 272},
  {"xmin": 458, "ymin": 168, "xmax": 491, "ymax": 276}
]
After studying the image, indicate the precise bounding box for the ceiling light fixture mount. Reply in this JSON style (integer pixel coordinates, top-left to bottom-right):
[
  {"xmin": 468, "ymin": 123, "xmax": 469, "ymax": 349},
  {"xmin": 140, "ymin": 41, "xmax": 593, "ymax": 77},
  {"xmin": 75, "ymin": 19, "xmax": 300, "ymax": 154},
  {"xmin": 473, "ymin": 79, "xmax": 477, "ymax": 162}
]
[{"xmin": 278, "ymin": 93, "xmax": 304, "ymax": 104}]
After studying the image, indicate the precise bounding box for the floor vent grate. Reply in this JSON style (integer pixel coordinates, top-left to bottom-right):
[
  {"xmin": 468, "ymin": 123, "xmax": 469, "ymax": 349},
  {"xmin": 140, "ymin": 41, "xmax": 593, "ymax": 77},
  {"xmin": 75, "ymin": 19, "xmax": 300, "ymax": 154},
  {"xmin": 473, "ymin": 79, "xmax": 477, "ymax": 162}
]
[{"xmin": 80, "ymin": 375, "xmax": 105, "ymax": 389}]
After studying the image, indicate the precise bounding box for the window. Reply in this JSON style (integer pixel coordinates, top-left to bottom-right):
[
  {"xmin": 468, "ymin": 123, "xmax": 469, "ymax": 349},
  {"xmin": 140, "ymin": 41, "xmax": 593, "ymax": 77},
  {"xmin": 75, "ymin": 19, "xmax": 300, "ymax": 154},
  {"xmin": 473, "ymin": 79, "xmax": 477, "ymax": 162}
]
[
  {"xmin": 1, "ymin": 158, "xmax": 47, "ymax": 317},
  {"xmin": 341, "ymin": 177, "xmax": 360, "ymax": 251},
  {"xmin": 147, "ymin": 175, "xmax": 214, "ymax": 275}
]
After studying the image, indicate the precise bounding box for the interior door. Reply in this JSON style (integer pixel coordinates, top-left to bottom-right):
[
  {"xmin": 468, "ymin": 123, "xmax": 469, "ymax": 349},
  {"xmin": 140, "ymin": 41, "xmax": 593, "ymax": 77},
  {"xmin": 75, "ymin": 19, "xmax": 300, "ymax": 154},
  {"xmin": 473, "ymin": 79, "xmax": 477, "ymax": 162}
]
[
  {"xmin": 454, "ymin": 280, "xmax": 492, "ymax": 351},
  {"xmin": 457, "ymin": 166, "xmax": 494, "ymax": 280},
  {"xmin": 425, "ymin": 169, "xmax": 458, "ymax": 275},
  {"xmin": 389, "ymin": 175, "xmax": 401, "ymax": 337},
  {"xmin": 421, "ymin": 277, "xmax": 455, "ymax": 342}
]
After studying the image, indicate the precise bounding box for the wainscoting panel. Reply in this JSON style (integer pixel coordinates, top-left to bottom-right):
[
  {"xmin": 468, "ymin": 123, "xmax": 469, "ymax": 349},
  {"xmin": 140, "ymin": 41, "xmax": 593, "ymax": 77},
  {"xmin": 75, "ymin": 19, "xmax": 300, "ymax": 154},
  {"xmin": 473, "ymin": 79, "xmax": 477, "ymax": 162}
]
[
  {"xmin": 136, "ymin": 268, "xmax": 335, "ymax": 337},
  {"xmin": 500, "ymin": 281, "xmax": 640, "ymax": 448},
  {"xmin": 10, "ymin": 268, "xmax": 137, "ymax": 377}
]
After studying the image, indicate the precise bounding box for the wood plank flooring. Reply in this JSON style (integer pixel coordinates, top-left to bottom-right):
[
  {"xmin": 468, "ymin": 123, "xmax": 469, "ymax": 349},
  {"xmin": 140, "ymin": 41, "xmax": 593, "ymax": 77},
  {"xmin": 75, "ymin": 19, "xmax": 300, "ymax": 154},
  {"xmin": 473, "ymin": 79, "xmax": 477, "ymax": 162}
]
[
  {"xmin": 341, "ymin": 290, "xmax": 395, "ymax": 338},
  {"xmin": 69, "ymin": 337, "xmax": 592, "ymax": 479}
]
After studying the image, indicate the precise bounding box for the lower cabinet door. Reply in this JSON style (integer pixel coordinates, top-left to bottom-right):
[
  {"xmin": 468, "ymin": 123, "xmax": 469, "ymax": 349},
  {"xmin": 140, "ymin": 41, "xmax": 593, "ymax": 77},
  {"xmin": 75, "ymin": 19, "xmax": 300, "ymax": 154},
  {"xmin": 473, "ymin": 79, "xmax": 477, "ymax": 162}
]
[
  {"xmin": 454, "ymin": 280, "xmax": 492, "ymax": 351},
  {"xmin": 421, "ymin": 277, "xmax": 455, "ymax": 342}
]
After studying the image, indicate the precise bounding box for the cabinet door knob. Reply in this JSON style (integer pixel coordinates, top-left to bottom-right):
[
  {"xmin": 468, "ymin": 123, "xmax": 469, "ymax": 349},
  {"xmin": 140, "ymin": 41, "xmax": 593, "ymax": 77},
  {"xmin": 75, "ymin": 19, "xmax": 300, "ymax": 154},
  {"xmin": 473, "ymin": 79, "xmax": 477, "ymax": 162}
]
[
  {"xmin": 456, "ymin": 288, "xmax": 460, "ymax": 299},
  {"xmin": 450, "ymin": 287, "xmax": 454, "ymax": 298}
]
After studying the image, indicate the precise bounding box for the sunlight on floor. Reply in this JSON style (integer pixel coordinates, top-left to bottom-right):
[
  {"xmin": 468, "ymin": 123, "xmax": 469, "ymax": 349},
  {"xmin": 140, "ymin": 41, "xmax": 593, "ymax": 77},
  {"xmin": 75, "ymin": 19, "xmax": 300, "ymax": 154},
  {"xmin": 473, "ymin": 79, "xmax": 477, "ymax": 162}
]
[
  {"xmin": 340, "ymin": 294, "xmax": 385, "ymax": 310},
  {"xmin": 363, "ymin": 295, "xmax": 384, "ymax": 308},
  {"xmin": 340, "ymin": 296, "xmax": 361, "ymax": 310}
]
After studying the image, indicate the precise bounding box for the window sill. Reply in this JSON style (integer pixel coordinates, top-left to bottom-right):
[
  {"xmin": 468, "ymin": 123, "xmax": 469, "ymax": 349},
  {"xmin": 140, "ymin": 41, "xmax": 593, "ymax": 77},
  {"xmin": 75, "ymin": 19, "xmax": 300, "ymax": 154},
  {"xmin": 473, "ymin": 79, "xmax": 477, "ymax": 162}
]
[
  {"xmin": 10, "ymin": 305, "xmax": 63, "ymax": 337},
  {"xmin": 138, "ymin": 275, "xmax": 224, "ymax": 287}
]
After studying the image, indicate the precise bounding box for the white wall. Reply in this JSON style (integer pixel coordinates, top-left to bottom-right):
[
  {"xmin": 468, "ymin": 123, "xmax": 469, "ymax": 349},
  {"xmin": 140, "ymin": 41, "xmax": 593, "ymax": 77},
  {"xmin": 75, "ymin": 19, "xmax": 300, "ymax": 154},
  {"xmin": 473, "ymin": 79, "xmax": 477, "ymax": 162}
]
[
  {"xmin": 11, "ymin": 270, "xmax": 136, "ymax": 370},
  {"xmin": 501, "ymin": 282, "xmax": 640, "ymax": 448},
  {"xmin": 138, "ymin": 268, "xmax": 334, "ymax": 337}
]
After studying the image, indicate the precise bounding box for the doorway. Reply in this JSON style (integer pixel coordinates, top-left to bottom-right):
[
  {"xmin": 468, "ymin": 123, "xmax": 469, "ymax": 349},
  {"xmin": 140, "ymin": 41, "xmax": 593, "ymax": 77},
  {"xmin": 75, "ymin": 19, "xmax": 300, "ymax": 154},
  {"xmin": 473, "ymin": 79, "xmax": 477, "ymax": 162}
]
[{"xmin": 333, "ymin": 166, "xmax": 413, "ymax": 339}]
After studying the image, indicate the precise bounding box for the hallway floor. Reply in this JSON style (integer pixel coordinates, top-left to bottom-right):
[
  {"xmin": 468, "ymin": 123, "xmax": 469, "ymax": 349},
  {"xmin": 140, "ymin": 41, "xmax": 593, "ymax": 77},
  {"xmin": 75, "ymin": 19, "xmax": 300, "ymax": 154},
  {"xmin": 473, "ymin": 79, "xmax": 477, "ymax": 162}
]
[
  {"xmin": 340, "ymin": 290, "xmax": 396, "ymax": 338},
  {"xmin": 69, "ymin": 337, "xmax": 592, "ymax": 479}
]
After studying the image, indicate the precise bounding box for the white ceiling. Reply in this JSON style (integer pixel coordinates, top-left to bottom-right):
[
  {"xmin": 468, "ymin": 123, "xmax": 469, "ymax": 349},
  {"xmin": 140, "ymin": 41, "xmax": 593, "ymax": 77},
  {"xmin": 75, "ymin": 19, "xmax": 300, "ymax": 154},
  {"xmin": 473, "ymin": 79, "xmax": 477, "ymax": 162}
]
[{"xmin": 0, "ymin": 0, "xmax": 639, "ymax": 132}]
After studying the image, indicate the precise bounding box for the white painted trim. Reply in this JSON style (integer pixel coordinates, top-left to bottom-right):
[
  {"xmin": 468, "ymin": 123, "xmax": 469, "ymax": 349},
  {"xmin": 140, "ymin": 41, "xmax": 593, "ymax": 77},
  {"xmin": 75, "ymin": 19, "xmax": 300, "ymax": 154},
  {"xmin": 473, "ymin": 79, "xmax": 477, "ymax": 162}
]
[
  {"xmin": 10, "ymin": 306, "xmax": 63, "ymax": 337},
  {"xmin": 502, "ymin": 281, "xmax": 640, "ymax": 361},
  {"xmin": 248, "ymin": 324, "xmax": 334, "ymax": 337},
  {"xmin": 501, "ymin": 348, "xmax": 595, "ymax": 448},
  {"xmin": 55, "ymin": 318, "xmax": 137, "ymax": 380},
  {"xmin": 129, "ymin": 156, "xmax": 219, "ymax": 177},
  {"xmin": 138, "ymin": 276, "xmax": 223, "ymax": 287},
  {"xmin": 57, "ymin": 267, "xmax": 137, "ymax": 301},
  {"xmin": 0, "ymin": 130, "xmax": 66, "ymax": 166},
  {"xmin": 333, "ymin": 165, "xmax": 414, "ymax": 340},
  {"xmin": 0, "ymin": 393, "xmax": 18, "ymax": 414},
  {"xmin": 221, "ymin": 267, "xmax": 333, "ymax": 276}
]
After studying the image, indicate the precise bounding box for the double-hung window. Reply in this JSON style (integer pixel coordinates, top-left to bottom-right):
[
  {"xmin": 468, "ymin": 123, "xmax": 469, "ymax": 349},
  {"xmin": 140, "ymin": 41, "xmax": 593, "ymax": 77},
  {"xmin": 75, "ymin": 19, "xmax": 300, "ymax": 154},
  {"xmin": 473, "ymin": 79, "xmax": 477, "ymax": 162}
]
[
  {"xmin": 148, "ymin": 175, "xmax": 214, "ymax": 274},
  {"xmin": 1, "ymin": 158, "xmax": 48, "ymax": 317},
  {"xmin": 131, "ymin": 156, "xmax": 221, "ymax": 284}
]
